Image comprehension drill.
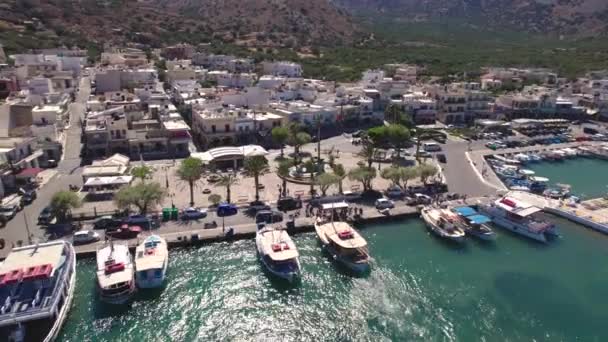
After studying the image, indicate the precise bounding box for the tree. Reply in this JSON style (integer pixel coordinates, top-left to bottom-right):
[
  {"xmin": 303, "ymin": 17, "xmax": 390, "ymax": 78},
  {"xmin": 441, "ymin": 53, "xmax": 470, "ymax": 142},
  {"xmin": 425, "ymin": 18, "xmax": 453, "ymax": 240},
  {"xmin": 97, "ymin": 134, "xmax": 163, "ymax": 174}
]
[
  {"xmin": 386, "ymin": 124, "xmax": 410, "ymax": 160},
  {"xmin": 114, "ymin": 182, "xmax": 165, "ymax": 215},
  {"xmin": 348, "ymin": 166, "xmax": 377, "ymax": 192},
  {"xmin": 176, "ymin": 157, "xmax": 204, "ymax": 207},
  {"xmin": 381, "ymin": 166, "xmax": 402, "ymax": 187},
  {"xmin": 316, "ymin": 172, "xmax": 339, "ymax": 196},
  {"xmin": 332, "ymin": 163, "xmax": 346, "ymax": 194},
  {"xmin": 417, "ymin": 163, "xmax": 439, "ymax": 185},
  {"xmin": 303, "ymin": 158, "xmax": 317, "ymax": 195},
  {"xmin": 214, "ymin": 173, "xmax": 239, "ymax": 203},
  {"xmin": 401, "ymin": 166, "xmax": 419, "ymax": 190},
  {"xmin": 208, "ymin": 194, "xmax": 222, "ymax": 206},
  {"xmin": 384, "ymin": 104, "xmax": 403, "ymax": 124},
  {"xmin": 243, "ymin": 156, "xmax": 269, "ymax": 202},
  {"xmin": 131, "ymin": 165, "xmax": 153, "ymax": 182},
  {"xmin": 357, "ymin": 141, "xmax": 377, "ymax": 168},
  {"xmin": 287, "ymin": 123, "xmax": 311, "ymax": 165},
  {"xmin": 277, "ymin": 159, "xmax": 293, "ymax": 197},
  {"xmin": 50, "ymin": 191, "xmax": 82, "ymax": 222},
  {"xmin": 271, "ymin": 126, "xmax": 289, "ymax": 158}
]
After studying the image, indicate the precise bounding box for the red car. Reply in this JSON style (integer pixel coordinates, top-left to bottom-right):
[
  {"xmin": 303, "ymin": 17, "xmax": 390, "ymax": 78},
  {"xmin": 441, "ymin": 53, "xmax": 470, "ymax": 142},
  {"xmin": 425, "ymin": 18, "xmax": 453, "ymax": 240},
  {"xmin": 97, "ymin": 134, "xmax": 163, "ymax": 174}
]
[{"xmin": 106, "ymin": 225, "xmax": 142, "ymax": 239}]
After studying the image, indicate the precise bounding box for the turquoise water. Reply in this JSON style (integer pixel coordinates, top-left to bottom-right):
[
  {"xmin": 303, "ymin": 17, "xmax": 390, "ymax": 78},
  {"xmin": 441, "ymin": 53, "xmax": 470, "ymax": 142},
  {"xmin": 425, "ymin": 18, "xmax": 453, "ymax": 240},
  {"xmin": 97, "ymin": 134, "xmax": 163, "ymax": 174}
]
[
  {"xmin": 59, "ymin": 217, "xmax": 608, "ymax": 341},
  {"xmin": 527, "ymin": 158, "xmax": 608, "ymax": 199}
]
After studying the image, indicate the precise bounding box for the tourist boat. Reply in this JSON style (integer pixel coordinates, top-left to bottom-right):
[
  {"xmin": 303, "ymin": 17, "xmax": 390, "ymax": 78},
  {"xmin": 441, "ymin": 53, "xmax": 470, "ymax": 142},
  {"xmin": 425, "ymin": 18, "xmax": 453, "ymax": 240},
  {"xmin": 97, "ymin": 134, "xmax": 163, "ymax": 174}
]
[
  {"xmin": 420, "ymin": 207, "xmax": 466, "ymax": 243},
  {"xmin": 96, "ymin": 241, "xmax": 136, "ymax": 304},
  {"xmin": 451, "ymin": 206, "xmax": 497, "ymax": 241},
  {"xmin": 0, "ymin": 241, "xmax": 76, "ymax": 342},
  {"xmin": 256, "ymin": 225, "xmax": 301, "ymax": 282},
  {"xmin": 478, "ymin": 197, "xmax": 559, "ymax": 243},
  {"xmin": 135, "ymin": 235, "xmax": 168, "ymax": 289},
  {"xmin": 314, "ymin": 219, "xmax": 370, "ymax": 273}
]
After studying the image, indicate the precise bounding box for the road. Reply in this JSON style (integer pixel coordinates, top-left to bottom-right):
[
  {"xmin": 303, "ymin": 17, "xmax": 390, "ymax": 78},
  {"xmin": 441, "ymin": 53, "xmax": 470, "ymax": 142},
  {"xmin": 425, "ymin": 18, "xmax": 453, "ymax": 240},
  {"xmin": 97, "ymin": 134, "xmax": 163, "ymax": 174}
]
[{"xmin": 0, "ymin": 77, "xmax": 90, "ymax": 255}]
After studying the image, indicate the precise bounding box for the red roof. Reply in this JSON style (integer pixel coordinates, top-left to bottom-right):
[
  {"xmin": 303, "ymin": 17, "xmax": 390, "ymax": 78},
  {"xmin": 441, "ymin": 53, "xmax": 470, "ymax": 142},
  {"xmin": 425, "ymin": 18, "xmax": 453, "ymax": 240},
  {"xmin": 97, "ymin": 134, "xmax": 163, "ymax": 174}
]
[{"xmin": 16, "ymin": 167, "xmax": 43, "ymax": 178}]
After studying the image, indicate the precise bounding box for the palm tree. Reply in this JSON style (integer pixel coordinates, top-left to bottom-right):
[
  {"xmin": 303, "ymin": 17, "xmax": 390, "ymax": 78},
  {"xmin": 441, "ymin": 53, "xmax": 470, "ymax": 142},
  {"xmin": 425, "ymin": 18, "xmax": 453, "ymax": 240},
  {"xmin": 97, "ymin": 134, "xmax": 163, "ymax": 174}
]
[
  {"xmin": 215, "ymin": 173, "xmax": 239, "ymax": 203},
  {"xmin": 332, "ymin": 163, "xmax": 346, "ymax": 194},
  {"xmin": 131, "ymin": 165, "xmax": 153, "ymax": 182},
  {"xmin": 176, "ymin": 157, "xmax": 204, "ymax": 206},
  {"xmin": 243, "ymin": 156, "xmax": 269, "ymax": 202},
  {"xmin": 277, "ymin": 159, "xmax": 293, "ymax": 197},
  {"xmin": 271, "ymin": 126, "xmax": 289, "ymax": 158}
]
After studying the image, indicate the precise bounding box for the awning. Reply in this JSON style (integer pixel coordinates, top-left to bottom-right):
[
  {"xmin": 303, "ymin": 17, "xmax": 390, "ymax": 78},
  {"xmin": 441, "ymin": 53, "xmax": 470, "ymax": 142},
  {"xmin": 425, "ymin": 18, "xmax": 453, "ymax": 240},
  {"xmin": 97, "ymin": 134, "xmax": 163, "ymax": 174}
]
[
  {"xmin": 467, "ymin": 214, "xmax": 492, "ymax": 224},
  {"xmin": 16, "ymin": 167, "xmax": 43, "ymax": 178},
  {"xmin": 453, "ymin": 206, "xmax": 477, "ymax": 217},
  {"xmin": 321, "ymin": 201, "xmax": 349, "ymax": 210},
  {"xmin": 84, "ymin": 175, "xmax": 133, "ymax": 187}
]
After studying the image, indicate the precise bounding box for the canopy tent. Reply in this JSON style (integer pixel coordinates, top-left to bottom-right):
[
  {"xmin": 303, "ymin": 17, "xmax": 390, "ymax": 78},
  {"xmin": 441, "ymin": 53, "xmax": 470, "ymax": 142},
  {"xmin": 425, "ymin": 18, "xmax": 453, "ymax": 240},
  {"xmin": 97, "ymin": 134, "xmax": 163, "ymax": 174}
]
[
  {"xmin": 84, "ymin": 175, "xmax": 133, "ymax": 187},
  {"xmin": 467, "ymin": 214, "xmax": 492, "ymax": 224},
  {"xmin": 453, "ymin": 206, "xmax": 477, "ymax": 217},
  {"xmin": 15, "ymin": 167, "xmax": 43, "ymax": 179},
  {"xmin": 191, "ymin": 145, "xmax": 268, "ymax": 164}
]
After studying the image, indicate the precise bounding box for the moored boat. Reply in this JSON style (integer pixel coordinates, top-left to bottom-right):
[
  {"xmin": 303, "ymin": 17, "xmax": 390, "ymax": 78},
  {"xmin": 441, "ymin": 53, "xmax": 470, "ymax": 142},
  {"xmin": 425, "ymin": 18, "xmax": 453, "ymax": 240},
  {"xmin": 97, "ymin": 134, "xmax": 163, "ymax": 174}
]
[
  {"xmin": 420, "ymin": 206, "xmax": 466, "ymax": 243},
  {"xmin": 478, "ymin": 196, "xmax": 558, "ymax": 243},
  {"xmin": 451, "ymin": 206, "xmax": 497, "ymax": 241},
  {"xmin": 135, "ymin": 235, "xmax": 168, "ymax": 289},
  {"xmin": 256, "ymin": 225, "xmax": 301, "ymax": 282},
  {"xmin": 0, "ymin": 241, "xmax": 76, "ymax": 342},
  {"xmin": 96, "ymin": 242, "xmax": 136, "ymax": 304},
  {"xmin": 314, "ymin": 219, "xmax": 370, "ymax": 273}
]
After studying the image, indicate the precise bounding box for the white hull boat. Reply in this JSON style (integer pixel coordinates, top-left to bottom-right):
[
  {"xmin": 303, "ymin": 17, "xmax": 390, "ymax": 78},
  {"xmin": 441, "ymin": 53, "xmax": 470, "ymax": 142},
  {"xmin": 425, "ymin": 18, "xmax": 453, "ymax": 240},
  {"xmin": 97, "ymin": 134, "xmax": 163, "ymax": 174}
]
[
  {"xmin": 420, "ymin": 207, "xmax": 466, "ymax": 243},
  {"xmin": 135, "ymin": 235, "xmax": 169, "ymax": 289},
  {"xmin": 256, "ymin": 225, "xmax": 301, "ymax": 282},
  {"xmin": 314, "ymin": 219, "xmax": 370, "ymax": 273},
  {"xmin": 96, "ymin": 242, "xmax": 136, "ymax": 304}
]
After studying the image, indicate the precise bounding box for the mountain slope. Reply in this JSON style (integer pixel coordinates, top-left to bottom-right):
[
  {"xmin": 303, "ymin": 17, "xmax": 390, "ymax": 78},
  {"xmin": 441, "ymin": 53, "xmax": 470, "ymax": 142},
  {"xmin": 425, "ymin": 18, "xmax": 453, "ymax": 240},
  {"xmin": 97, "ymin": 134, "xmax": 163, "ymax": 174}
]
[
  {"xmin": 0, "ymin": 0, "xmax": 359, "ymax": 54},
  {"xmin": 334, "ymin": 0, "xmax": 608, "ymax": 36}
]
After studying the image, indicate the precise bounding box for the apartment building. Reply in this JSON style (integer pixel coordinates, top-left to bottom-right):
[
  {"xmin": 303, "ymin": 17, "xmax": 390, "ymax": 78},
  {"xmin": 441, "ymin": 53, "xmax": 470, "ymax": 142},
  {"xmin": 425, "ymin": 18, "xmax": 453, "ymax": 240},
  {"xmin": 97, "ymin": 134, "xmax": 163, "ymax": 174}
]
[{"xmin": 262, "ymin": 61, "xmax": 303, "ymax": 78}]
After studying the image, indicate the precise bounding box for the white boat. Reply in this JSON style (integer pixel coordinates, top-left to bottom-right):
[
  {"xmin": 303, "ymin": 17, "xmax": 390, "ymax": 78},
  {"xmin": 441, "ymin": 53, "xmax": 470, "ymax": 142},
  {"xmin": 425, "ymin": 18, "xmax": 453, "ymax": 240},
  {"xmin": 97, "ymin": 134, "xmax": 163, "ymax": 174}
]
[
  {"xmin": 528, "ymin": 153, "xmax": 542, "ymax": 162},
  {"xmin": 561, "ymin": 148, "xmax": 578, "ymax": 157},
  {"xmin": 0, "ymin": 241, "xmax": 76, "ymax": 342},
  {"xmin": 518, "ymin": 169, "xmax": 535, "ymax": 177},
  {"xmin": 96, "ymin": 242, "xmax": 136, "ymax": 304},
  {"xmin": 135, "ymin": 235, "xmax": 168, "ymax": 289},
  {"xmin": 314, "ymin": 219, "xmax": 370, "ymax": 273},
  {"xmin": 478, "ymin": 197, "xmax": 558, "ymax": 243},
  {"xmin": 256, "ymin": 225, "xmax": 301, "ymax": 282},
  {"xmin": 513, "ymin": 153, "xmax": 531, "ymax": 163},
  {"xmin": 420, "ymin": 207, "xmax": 466, "ymax": 243},
  {"xmin": 451, "ymin": 206, "xmax": 497, "ymax": 241}
]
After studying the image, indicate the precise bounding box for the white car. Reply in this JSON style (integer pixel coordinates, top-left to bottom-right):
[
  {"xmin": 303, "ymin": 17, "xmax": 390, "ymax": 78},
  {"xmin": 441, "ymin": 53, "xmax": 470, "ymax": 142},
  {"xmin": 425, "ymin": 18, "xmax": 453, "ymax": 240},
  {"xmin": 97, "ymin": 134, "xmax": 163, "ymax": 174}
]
[
  {"xmin": 375, "ymin": 198, "xmax": 395, "ymax": 210},
  {"xmin": 73, "ymin": 230, "xmax": 100, "ymax": 245},
  {"xmin": 414, "ymin": 193, "xmax": 433, "ymax": 204}
]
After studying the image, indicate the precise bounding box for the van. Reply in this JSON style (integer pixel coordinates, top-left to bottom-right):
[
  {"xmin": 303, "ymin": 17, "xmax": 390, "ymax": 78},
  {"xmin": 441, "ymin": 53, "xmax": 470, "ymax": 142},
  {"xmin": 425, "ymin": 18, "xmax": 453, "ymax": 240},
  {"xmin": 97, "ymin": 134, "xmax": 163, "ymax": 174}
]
[
  {"xmin": 0, "ymin": 194, "xmax": 23, "ymax": 220},
  {"xmin": 423, "ymin": 142, "xmax": 441, "ymax": 152}
]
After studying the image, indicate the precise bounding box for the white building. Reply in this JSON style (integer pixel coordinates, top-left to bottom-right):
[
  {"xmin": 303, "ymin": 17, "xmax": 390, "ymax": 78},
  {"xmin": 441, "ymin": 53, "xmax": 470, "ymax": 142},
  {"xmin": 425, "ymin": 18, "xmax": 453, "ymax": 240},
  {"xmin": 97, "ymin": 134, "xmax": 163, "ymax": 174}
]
[{"xmin": 262, "ymin": 61, "xmax": 302, "ymax": 78}]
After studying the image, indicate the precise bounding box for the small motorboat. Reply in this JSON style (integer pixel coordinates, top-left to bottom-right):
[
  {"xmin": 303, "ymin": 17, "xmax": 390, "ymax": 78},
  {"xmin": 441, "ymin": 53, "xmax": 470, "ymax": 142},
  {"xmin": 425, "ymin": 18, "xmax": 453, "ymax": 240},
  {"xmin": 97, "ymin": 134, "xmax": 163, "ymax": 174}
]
[{"xmin": 420, "ymin": 207, "xmax": 466, "ymax": 243}]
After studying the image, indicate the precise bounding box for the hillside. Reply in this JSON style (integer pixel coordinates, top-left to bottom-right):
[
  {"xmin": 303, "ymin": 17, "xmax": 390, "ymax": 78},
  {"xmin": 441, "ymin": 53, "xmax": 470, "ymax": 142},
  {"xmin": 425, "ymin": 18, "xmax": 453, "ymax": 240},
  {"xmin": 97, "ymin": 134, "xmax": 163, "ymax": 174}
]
[
  {"xmin": 334, "ymin": 0, "xmax": 608, "ymax": 36},
  {"xmin": 0, "ymin": 0, "xmax": 360, "ymax": 55}
]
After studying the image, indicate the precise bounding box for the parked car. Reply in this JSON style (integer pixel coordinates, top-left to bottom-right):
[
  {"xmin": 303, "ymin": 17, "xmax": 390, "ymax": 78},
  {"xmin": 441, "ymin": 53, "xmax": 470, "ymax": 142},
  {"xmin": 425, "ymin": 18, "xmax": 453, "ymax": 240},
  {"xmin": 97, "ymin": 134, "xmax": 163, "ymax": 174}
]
[
  {"xmin": 123, "ymin": 215, "xmax": 152, "ymax": 230},
  {"xmin": 93, "ymin": 216, "xmax": 122, "ymax": 230},
  {"xmin": 47, "ymin": 159, "xmax": 58, "ymax": 168},
  {"xmin": 181, "ymin": 207, "xmax": 208, "ymax": 220},
  {"xmin": 19, "ymin": 189, "xmax": 37, "ymax": 205},
  {"xmin": 375, "ymin": 198, "xmax": 395, "ymax": 210},
  {"xmin": 38, "ymin": 206, "xmax": 54, "ymax": 224},
  {"xmin": 386, "ymin": 186, "xmax": 404, "ymax": 199},
  {"xmin": 248, "ymin": 201, "xmax": 271, "ymax": 213},
  {"xmin": 106, "ymin": 225, "xmax": 142, "ymax": 239},
  {"xmin": 277, "ymin": 197, "xmax": 302, "ymax": 211},
  {"xmin": 72, "ymin": 230, "xmax": 100, "ymax": 245},
  {"xmin": 416, "ymin": 151, "xmax": 432, "ymax": 159},
  {"xmin": 255, "ymin": 210, "xmax": 283, "ymax": 224},
  {"xmin": 342, "ymin": 191, "xmax": 362, "ymax": 202},
  {"xmin": 414, "ymin": 193, "xmax": 432, "ymax": 205}
]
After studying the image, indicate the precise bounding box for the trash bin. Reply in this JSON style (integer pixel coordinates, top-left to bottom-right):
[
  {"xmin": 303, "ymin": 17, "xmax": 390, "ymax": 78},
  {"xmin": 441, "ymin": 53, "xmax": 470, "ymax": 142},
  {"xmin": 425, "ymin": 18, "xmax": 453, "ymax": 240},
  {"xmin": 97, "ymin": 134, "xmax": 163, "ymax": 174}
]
[
  {"xmin": 162, "ymin": 208, "xmax": 171, "ymax": 222},
  {"xmin": 171, "ymin": 207, "xmax": 179, "ymax": 220}
]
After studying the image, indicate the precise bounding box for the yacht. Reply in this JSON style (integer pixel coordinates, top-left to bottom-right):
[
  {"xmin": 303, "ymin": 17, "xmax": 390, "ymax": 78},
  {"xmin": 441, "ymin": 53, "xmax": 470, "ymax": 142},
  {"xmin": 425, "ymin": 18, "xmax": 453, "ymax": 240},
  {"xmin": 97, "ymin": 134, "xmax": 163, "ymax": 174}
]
[
  {"xmin": 135, "ymin": 235, "xmax": 168, "ymax": 289},
  {"xmin": 420, "ymin": 207, "xmax": 466, "ymax": 243},
  {"xmin": 451, "ymin": 206, "xmax": 497, "ymax": 241},
  {"xmin": 96, "ymin": 242, "xmax": 136, "ymax": 304},
  {"xmin": 256, "ymin": 225, "xmax": 301, "ymax": 282},
  {"xmin": 314, "ymin": 219, "xmax": 370, "ymax": 273},
  {"xmin": 478, "ymin": 197, "xmax": 559, "ymax": 243},
  {"xmin": 0, "ymin": 241, "xmax": 76, "ymax": 342}
]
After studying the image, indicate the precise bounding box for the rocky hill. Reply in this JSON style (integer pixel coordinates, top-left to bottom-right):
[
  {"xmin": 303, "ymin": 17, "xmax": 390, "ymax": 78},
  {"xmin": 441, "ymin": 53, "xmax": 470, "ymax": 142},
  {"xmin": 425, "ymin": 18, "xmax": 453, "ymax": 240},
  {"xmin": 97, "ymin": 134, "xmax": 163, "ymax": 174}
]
[
  {"xmin": 334, "ymin": 0, "xmax": 608, "ymax": 36},
  {"xmin": 0, "ymin": 0, "xmax": 360, "ymax": 54}
]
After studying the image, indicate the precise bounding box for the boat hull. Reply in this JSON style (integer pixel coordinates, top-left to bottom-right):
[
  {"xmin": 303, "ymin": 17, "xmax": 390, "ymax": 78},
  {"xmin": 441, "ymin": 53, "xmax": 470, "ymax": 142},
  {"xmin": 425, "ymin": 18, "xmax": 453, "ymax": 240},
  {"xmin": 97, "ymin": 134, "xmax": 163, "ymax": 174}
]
[
  {"xmin": 99, "ymin": 283, "xmax": 136, "ymax": 305},
  {"xmin": 43, "ymin": 242, "xmax": 77, "ymax": 342},
  {"xmin": 465, "ymin": 228, "xmax": 497, "ymax": 241},
  {"xmin": 136, "ymin": 261, "xmax": 168, "ymax": 289},
  {"xmin": 420, "ymin": 210, "xmax": 465, "ymax": 243},
  {"xmin": 479, "ymin": 206, "xmax": 548, "ymax": 243},
  {"xmin": 256, "ymin": 230, "xmax": 301, "ymax": 283}
]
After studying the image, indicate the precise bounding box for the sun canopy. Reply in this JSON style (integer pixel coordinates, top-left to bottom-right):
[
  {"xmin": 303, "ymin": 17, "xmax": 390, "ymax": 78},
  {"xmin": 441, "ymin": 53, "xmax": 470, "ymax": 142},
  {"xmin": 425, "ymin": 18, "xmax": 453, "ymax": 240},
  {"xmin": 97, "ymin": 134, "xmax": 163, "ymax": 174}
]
[
  {"xmin": 84, "ymin": 175, "xmax": 133, "ymax": 187},
  {"xmin": 453, "ymin": 206, "xmax": 477, "ymax": 217},
  {"xmin": 467, "ymin": 214, "xmax": 492, "ymax": 224},
  {"xmin": 321, "ymin": 201, "xmax": 349, "ymax": 210}
]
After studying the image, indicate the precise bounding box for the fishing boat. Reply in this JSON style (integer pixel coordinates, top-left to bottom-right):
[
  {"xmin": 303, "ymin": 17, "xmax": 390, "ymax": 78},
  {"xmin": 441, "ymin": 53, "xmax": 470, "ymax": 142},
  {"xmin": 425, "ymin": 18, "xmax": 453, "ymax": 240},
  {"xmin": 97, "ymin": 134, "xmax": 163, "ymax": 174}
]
[
  {"xmin": 518, "ymin": 169, "xmax": 535, "ymax": 177},
  {"xmin": 0, "ymin": 241, "xmax": 76, "ymax": 342},
  {"xmin": 527, "ymin": 153, "xmax": 542, "ymax": 162},
  {"xmin": 478, "ymin": 197, "xmax": 559, "ymax": 243},
  {"xmin": 314, "ymin": 219, "xmax": 370, "ymax": 273},
  {"xmin": 513, "ymin": 153, "xmax": 531, "ymax": 163},
  {"xmin": 529, "ymin": 176, "xmax": 549, "ymax": 193},
  {"xmin": 451, "ymin": 206, "xmax": 497, "ymax": 241},
  {"xmin": 256, "ymin": 225, "xmax": 301, "ymax": 282},
  {"xmin": 96, "ymin": 241, "xmax": 136, "ymax": 304},
  {"xmin": 135, "ymin": 235, "xmax": 168, "ymax": 289},
  {"xmin": 420, "ymin": 206, "xmax": 466, "ymax": 243}
]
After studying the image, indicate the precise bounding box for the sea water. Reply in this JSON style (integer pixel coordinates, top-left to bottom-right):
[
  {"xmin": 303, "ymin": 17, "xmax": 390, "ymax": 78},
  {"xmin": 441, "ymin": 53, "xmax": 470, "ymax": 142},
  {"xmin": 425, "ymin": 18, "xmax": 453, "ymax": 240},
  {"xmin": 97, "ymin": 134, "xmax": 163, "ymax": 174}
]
[{"xmin": 59, "ymin": 216, "xmax": 608, "ymax": 341}]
